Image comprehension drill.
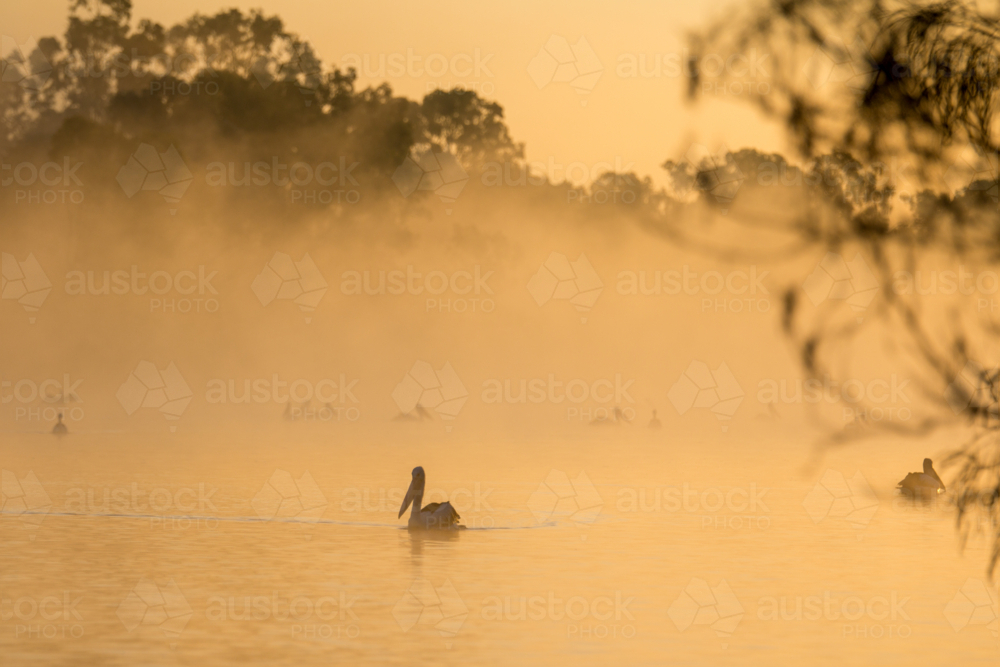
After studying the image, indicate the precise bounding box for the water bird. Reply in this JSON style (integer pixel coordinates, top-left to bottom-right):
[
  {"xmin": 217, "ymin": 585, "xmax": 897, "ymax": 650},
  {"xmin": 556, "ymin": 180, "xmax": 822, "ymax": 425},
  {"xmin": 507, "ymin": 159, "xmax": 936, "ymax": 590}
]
[
  {"xmin": 52, "ymin": 413, "xmax": 68, "ymax": 436},
  {"xmin": 393, "ymin": 405, "xmax": 434, "ymax": 422},
  {"xmin": 590, "ymin": 406, "xmax": 630, "ymax": 426},
  {"xmin": 398, "ymin": 467, "xmax": 464, "ymax": 530},
  {"xmin": 897, "ymin": 458, "xmax": 946, "ymax": 501}
]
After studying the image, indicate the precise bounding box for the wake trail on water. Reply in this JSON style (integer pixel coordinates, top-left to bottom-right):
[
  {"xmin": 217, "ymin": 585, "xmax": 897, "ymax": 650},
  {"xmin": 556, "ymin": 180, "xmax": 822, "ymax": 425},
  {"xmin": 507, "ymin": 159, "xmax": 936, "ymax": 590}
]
[{"xmin": 1, "ymin": 510, "xmax": 557, "ymax": 530}]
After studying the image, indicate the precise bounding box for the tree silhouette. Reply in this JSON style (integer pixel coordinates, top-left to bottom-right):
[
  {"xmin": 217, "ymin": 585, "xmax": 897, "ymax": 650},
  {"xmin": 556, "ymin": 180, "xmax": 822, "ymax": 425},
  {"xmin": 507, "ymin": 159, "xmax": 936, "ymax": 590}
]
[{"xmin": 0, "ymin": 1, "xmax": 526, "ymax": 219}]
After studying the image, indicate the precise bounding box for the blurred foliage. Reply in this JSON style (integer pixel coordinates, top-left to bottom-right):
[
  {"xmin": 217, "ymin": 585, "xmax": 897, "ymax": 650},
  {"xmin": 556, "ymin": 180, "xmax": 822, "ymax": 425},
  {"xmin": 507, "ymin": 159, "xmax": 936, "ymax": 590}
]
[
  {"xmin": 690, "ymin": 0, "xmax": 1000, "ymax": 574},
  {"xmin": 690, "ymin": 0, "xmax": 1000, "ymax": 165}
]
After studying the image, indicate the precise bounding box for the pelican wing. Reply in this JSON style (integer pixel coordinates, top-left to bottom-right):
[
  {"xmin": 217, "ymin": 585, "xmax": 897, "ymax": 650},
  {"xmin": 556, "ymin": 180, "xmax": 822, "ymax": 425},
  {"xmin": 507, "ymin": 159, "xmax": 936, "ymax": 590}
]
[
  {"xmin": 420, "ymin": 501, "xmax": 462, "ymax": 528},
  {"xmin": 898, "ymin": 471, "xmax": 946, "ymax": 503}
]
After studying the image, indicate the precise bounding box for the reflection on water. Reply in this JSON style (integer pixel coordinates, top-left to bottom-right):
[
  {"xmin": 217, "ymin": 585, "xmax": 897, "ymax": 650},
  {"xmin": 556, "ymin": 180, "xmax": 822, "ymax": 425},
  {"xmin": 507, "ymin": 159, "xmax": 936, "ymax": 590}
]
[{"xmin": 0, "ymin": 430, "xmax": 997, "ymax": 666}]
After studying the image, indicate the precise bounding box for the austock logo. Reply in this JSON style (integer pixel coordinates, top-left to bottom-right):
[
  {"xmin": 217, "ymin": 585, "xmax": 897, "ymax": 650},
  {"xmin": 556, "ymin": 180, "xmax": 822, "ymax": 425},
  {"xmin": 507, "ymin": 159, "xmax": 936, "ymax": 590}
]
[
  {"xmin": 116, "ymin": 361, "xmax": 194, "ymax": 430},
  {"xmin": 337, "ymin": 48, "xmax": 495, "ymax": 85},
  {"xmin": 1, "ymin": 36, "xmax": 52, "ymax": 91},
  {"xmin": 116, "ymin": 578, "xmax": 192, "ymax": 648},
  {"xmin": 944, "ymin": 579, "xmax": 999, "ymax": 638},
  {"xmin": 1, "ymin": 252, "xmax": 51, "ymax": 324},
  {"xmin": 116, "ymin": 144, "xmax": 193, "ymax": 214},
  {"xmin": 63, "ymin": 265, "xmax": 220, "ymax": 315},
  {"xmin": 528, "ymin": 35, "xmax": 603, "ymax": 105},
  {"xmin": 204, "ymin": 157, "xmax": 361, "ymax": 205},
  {"xmin": 526, "ymin": 252, "xmax": 604, "ymax": 323},
  {"xmin": 250, "ymin": 470, "xmax": 328, "ymax": 536},
  {"xmin": 2, "ymin": 157, "xmax": 85, "ymax": 204},
  {"xmin": 251, "ymin": 252, "xmax": 328, "ymax": 323},
  {"xmin": 251, "ymin": 43, "xmax": 322, "ymax": 106},
  {"xmin": 526, "ymin": 469, "xmax": 603, "ymax": 529},
  {"xmin": 802, "ymin": 252, "xmax": 879, "ymax": 322},
  {"xmin": 1, "ymin": 373, "xmax": 85, "ymax": 425},
  {"xmin": 392, "ymin": 361, "xmax": 469, "ymax": 428},
  {"xmin": 802, "ymin": 469, "xmax": 879, "ymax": 535},
  {"xmin": 392, "ymin": 150, "xmax": 469, "ymax": 213},
  {"xmin": 686, "ymin": 144, "xmax": 745, "ymax": 213},
  {"xmin": 944, "ymin": 361, "xmax": 999, "ymax": 417},
  {"xmin": 803, "ymin": 35, "xmax": 877, "ymax": 92},
  {"xmin": 668, "ymin": 361, "xmax": 744, "ymax": 432},
  {"xmin": 0, "ymin": 469, "xmax": 51, "ymax": 538},
  {"xmin": 668, "ymin": 578, "xmax": 744, "ymax": 649},
  {"xmin": 393, "ymin": 579, "xmax": 468, "ymax": 647}
]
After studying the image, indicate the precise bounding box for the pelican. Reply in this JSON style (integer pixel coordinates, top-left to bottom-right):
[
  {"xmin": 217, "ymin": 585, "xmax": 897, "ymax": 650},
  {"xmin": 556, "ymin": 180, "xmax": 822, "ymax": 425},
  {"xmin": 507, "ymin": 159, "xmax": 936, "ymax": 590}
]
[
  {"xmin": 398, "ymin": 467, "xmax": 464, "ymax": 530},
  {"xmin": 52, "ymin": 413, "xmax": 68, "ymax": 436},
  {"xmin": 898, "ymin": 458, "xmax": 946, "ymax": 501}
]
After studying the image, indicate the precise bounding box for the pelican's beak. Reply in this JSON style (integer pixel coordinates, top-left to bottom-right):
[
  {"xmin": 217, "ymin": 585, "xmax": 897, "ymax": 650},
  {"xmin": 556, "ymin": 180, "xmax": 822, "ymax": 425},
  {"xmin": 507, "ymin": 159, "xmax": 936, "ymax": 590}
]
[{"xmin": 399, "ymin": 477, "xmax": 417, "ymax": 518}]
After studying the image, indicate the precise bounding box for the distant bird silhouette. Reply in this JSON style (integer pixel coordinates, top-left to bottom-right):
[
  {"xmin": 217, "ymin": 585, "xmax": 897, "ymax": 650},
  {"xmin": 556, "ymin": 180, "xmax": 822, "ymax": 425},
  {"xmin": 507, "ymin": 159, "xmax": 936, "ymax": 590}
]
[
  {"xmin": 898, "ymin": 458, "xmax": 946, "ymax": 501},
  {"xmin": 590, "ymin": 406, "xmax": 630, "ymax": 426},
  {"xmin": 754, "ymin": 402, "xmax": 781, "ymax": 421},
  {"xmin": 393, "ymin": 405, "xmax": 434, "ymax": 422},
  {"xmin": 648, "ymin": 409, "xmax": 662, "ymax": 429},
  {"xmin": 52, "ymin": 413, "xmax": 68, "ymax": 436}
]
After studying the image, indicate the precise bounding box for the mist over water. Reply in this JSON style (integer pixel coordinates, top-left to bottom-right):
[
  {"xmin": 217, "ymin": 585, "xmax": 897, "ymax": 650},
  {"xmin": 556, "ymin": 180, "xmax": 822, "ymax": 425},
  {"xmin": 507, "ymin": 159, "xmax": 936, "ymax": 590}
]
[{"xmin": 3, "ymin": 0, "xmax": 1000, "ymax": 665}]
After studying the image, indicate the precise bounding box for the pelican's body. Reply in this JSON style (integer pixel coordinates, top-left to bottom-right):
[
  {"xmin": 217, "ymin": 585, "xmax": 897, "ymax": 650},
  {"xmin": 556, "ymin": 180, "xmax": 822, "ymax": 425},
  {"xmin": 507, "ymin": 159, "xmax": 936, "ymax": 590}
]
[
  {"xmin": 898, "ymin": 458, "xmax": 946, "ymax": 501},
  {"xmin": 399, "ymin": 467, "xmax": 464, "ymax": 530}
]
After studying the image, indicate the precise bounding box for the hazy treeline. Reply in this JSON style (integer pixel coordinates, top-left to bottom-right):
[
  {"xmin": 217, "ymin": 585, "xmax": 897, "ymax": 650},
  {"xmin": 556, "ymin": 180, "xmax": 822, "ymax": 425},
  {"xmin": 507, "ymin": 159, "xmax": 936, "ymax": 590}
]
[{"xmin": 4, "ymin": 0, "xmax": 995, "ymax": 238}]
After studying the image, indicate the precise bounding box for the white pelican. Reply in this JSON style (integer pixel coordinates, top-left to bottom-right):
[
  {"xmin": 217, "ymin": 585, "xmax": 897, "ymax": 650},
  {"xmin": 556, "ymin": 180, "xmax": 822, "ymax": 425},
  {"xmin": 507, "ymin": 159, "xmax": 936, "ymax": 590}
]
[
  {"xmin": 898, "ymin": 458, "xmax": 946, "ymax": 501},
  {"xmin": 398, "ymin": 467, "xmax": 464, "ymax": 530}
]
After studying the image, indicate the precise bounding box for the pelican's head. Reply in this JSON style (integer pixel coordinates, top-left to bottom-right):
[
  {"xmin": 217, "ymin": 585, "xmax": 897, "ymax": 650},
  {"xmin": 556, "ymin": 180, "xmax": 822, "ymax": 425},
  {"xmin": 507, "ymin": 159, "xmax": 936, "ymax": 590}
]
[{"xmin": 399, "ymin": 466, "xmax": 427, "ymax": 518}]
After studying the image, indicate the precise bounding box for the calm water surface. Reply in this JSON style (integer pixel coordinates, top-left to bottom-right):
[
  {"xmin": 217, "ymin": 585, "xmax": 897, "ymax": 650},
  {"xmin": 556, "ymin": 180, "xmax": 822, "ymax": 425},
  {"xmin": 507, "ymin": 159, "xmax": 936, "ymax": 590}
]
[{"xmin": 1, "ymin": 427, "xmax": 997, "ymax": 665}]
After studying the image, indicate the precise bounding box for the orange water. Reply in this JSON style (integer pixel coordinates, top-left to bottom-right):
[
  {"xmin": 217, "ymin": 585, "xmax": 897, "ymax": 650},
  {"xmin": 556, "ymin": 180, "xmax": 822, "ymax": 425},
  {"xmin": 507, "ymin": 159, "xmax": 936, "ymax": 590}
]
[{"xmin": 2, "ymin": 426, "xmax": 996, "ymax": 666}]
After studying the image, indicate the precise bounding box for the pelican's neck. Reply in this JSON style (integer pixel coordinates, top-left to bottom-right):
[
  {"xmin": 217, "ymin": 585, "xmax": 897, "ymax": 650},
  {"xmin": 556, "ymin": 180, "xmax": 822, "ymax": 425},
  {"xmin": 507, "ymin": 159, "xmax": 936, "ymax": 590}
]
[{"xmin": 409, "ymin": 479, "xmax": 425, "ymax": 519}]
